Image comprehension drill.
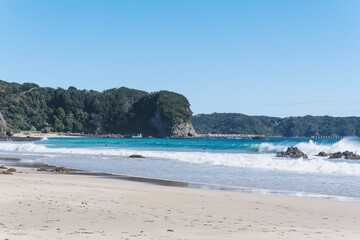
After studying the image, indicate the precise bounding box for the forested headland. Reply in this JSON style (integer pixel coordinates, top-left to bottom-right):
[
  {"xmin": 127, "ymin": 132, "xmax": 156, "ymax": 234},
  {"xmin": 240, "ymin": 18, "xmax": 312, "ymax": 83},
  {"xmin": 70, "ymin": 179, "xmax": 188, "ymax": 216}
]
[
  {"xmin": 0, "ymin": 80, "xmax": 193, "ymax": 137},
  {"xmin": 192, "ymin": 113, "xmax": 360, "ymax": 137},
  {"xmin": 2, "ymin": 79, "xmax": 360, "ymax": 138}
]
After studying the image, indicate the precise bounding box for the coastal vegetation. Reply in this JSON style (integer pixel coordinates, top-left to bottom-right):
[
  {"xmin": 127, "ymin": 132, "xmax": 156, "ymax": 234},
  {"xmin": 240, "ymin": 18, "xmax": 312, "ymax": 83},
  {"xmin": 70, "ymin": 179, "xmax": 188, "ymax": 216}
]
[
  {"xmin": 192, "ymin": 113, "xmax": 360, "ymax": 137},
  {"xmin": 3, "ymin": 79, "xmax": 360, "ymax": 138},
  {"xmin": 0, "ymin": 80, "xmax": 193, "ymax": 137}
]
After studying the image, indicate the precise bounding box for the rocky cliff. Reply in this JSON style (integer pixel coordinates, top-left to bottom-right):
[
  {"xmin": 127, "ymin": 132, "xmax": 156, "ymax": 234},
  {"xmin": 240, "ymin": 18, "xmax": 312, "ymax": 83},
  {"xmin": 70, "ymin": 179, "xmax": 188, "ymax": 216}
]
[
  {"xmin": 147, "ymin": 111, "xmax": 197, "ymax": 138},
  {"xmin": 170, "ymin": 122, "xmax": 197, "ymax": 138},
  {"xmin": 0, "ymin": 112, "xmax": 7, "ymax": 136},
  {"xmin": 126, "ymin": 90, "xmax": 196, "ymax": 138}
]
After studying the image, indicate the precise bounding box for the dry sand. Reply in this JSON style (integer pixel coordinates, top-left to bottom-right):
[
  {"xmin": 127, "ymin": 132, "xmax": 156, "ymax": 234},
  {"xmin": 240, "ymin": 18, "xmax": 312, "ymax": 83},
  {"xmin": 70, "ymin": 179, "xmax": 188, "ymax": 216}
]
[{"xmin": 0, "ymin": 167, "xmax": 359, "ymax": 240}]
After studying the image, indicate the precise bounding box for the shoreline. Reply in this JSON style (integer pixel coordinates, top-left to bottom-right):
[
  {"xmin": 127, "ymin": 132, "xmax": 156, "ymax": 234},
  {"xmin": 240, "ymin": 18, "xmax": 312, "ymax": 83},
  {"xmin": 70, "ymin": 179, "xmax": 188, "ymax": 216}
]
[
  {"xmin": 1, "ymin": 165, "xmax": 360, "ymax": 239},
  {"xmin": 12, "ymin": 131, "xmax": 349, "ymax": 140},
  {"xmin": 13, "ymin": 132, "xmax": 84, "ymax": 138},
  {"xmin": 1, "ymin": 156, "xmax": 359, "ymax": 203}
]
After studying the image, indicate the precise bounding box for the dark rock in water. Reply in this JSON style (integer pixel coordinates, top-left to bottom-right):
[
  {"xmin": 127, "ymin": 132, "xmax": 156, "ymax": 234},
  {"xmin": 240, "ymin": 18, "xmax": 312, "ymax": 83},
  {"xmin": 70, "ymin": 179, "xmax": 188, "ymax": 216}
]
[
  {"xmin": 329, "ymin": 151, "xmax": 360, "ymax": 160},
  {"xmin": 52, "ymin": 166, "xmax": 74, "ymax": 173},
  {"xmin": 252, "ymin": 135, "xmax": 267, "ymax": 140},
  {"xmin": 276, "ymin": 147, "xmax": 308, "ymax": 159},
  {"xmin": 329, "ymin": 152, "xmax": 343, "ymax": 159},
  {"xmin": 342, "ymin": 151, "xmax": 360, "ymax": 159},
  {"xmin": 129, "ymin": 154, "xmax": 145, "ymax": 158},
  {"xmin": 0, "ymin": 167, "xmax": 16, "ymax": 175},
  {"xmin": 316, "ymin": 151, "xmax": 329, "ymax": 157},
  {"xmin": 37, "ymin": 168, "xmax": 49, "ymax": 171}
]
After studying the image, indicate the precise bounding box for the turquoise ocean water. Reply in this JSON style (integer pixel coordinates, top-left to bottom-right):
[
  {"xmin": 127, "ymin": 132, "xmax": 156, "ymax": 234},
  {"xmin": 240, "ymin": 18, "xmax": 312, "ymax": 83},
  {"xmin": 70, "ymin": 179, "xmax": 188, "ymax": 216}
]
[{"xmin": 1, "ymin": 137, "xmax": 360, "ymax": 200}]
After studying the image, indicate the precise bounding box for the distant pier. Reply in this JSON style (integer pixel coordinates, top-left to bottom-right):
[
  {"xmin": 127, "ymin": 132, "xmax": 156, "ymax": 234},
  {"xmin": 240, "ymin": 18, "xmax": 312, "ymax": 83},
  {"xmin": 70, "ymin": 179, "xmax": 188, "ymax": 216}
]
[
  {"xmin": 197, "ymin": 134, "xmax": 267, "ymax": 140},
  {"xmin": 310, "ymin": 135, "xmax": 344, "ymax": 139}
]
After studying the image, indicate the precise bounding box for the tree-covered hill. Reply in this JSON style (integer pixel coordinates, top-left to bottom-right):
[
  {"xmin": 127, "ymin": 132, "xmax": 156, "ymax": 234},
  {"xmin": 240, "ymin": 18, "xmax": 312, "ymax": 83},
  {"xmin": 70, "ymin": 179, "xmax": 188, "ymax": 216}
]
[
  {"xmin": 0, "ymin": 80, "xmax": 194, "ymax": 137},
  {"xmin": 125, "ymin": 91, "xmax": 193, "ymax": 137},
  {"xmin": 191, "ymin": 113, "xmax": 360, "ymax": 137},
  {"xmin": 4, "ymin": 79, "xmax": 359, "ymax": 138}
]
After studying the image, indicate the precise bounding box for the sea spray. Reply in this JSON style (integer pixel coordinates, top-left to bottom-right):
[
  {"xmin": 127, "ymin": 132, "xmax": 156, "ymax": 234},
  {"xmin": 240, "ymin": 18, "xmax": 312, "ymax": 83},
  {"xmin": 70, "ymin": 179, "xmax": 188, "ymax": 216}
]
[
  {"xmin": 257, "ymin": 137, "xmax": 360, "ymax": 155},
  {"xmin": 295, "ymin": 137, "xmax": 360, "ymax": 155},
  {"xmin": 1, "ymin": 138, "xmax": 360, "ymax": 176}
]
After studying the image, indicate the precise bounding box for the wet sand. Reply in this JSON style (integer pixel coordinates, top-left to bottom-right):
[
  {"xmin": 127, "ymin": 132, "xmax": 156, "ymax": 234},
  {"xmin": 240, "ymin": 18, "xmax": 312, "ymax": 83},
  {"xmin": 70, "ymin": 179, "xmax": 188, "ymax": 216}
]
[{"xmin": 0, "ymin": 167, "xmax": 360, "ymax": 240}]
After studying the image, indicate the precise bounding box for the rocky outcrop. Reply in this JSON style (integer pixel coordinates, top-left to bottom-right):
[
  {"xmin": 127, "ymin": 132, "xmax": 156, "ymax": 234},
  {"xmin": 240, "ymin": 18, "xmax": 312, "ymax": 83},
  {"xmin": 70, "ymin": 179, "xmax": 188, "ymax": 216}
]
[
  {"xmin": 276, "ymin": 147, "xmax": 308, "ymax": 159},
  {"xmin": 0, "ymin": 112, "xmax": 6, "ymax": 137},
  {"xmin": 316, "ymin": 151, "xmax": 329, "ymax": 157},
  {"xmin": 52, "ymin": 166, "xmax": 74, "ymax": 173},
  {"xmin": 0, "ymin": 167, "xmax": 16, "ymax": 175},
  {"xmin": 170, "ymin": 122, "xmax": 197, "ymax": 138},
  {"xmin": 129, "ymin": 154, "xmax": 145, "ymax": 158},
  {"xmin": 329, "ymin": 151, "xmax": 360, "ymax": 160},
  {"xmin": 147, "ymin": 106, "xmax": 197, "ymax": 138}
]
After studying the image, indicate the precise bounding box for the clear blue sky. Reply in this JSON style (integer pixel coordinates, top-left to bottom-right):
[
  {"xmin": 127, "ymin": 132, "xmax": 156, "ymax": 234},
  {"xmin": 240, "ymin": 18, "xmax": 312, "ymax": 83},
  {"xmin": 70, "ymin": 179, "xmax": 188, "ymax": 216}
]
[{"xmin": 0, "ymin": 0, "xmax": 359, "ymax": 117}]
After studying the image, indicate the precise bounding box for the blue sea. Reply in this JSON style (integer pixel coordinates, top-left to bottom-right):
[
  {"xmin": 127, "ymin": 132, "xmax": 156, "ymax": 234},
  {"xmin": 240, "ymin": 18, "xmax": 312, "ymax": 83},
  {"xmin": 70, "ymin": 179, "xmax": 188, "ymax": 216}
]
[{"xmin": 1, "ymin": 137, "xmax": 360, "ymax": 201}]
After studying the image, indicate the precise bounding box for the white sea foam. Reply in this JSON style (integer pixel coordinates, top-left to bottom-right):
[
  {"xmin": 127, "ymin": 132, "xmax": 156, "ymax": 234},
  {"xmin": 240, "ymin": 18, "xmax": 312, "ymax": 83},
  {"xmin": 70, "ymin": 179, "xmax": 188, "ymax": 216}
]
[
  {"xmin": 1, "ymin": 140, "xmax": 360, "ymax": 176},
  {"xmin": 295, "ymin": 137, "xmax": 360, "ymax": 155},
  {"xmin": 258, "ymin": 143, "xmax": 287, "ymax": 153},
  {"xmin": 258, "ymin": 137, "xmax": 360, "ymax": 155}
]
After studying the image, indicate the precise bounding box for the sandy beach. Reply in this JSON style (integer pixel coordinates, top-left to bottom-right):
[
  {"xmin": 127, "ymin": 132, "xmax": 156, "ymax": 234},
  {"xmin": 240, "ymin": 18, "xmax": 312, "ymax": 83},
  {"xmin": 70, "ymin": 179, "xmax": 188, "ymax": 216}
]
[{"xmin": 0, "ymin": 167, "xmax": 359, "ymax": 240}]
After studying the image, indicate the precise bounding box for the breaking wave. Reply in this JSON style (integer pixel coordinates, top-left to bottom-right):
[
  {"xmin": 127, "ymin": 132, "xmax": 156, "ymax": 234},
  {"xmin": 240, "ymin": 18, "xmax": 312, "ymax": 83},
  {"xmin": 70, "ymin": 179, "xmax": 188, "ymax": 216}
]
[
  {"xmin": 1, "ymin": 137, "xmax": 360, "ymax": 176},
  {"xmin": 295, "ymin": 137, "xmax": 360, "ymax": 155},
  {"xmin": 258, "ymin": 137, "xmax": 360, "ymax": 155}
]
